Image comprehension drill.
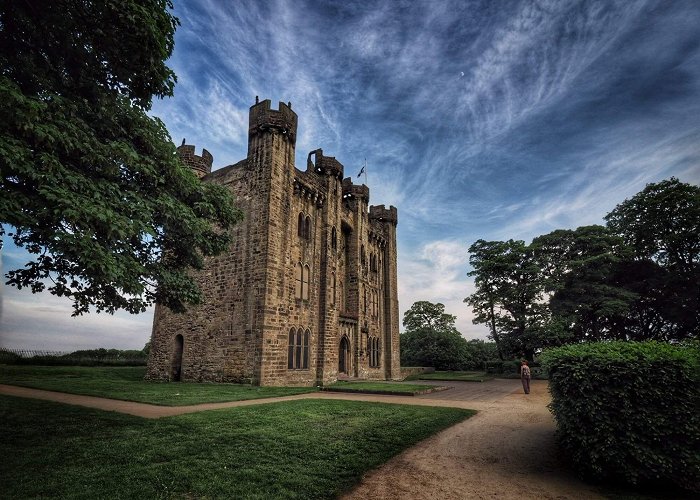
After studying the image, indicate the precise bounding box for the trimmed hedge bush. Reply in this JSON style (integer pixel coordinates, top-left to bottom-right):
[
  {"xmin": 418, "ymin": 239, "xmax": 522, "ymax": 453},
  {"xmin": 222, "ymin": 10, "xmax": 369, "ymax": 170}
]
[{"xmin": 541, "ymin": 341, "xmax": 699, "ymax": 493}]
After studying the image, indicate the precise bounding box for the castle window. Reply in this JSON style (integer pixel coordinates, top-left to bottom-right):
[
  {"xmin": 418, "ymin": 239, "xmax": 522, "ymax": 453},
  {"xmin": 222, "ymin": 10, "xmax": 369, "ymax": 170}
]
[
  {"xmin": 295, "ymin": 263, "xmax": 310, "ymax": 301},
  {"xmin": 302, "ymin": 264, "xmax": 310, "ymax": 301},
  {"xmin": 295, "ymin": 263, "xmax": 303, "ymax": 299},
  {"xmin": 331, "ymin": 273, "xmax": 336, "ymax": 305},
  {"xmin": 298, "ymin": 213, "xmax": 305, "ymax": 238},
  {"xmin": 331, "ymin": 226, "xmax": 337, "ymax": 250},
  {"xmin": 369, "ymin": 337, "xmax": 380, "ymax": 368},
  {"xmin": 288, "ymin": 328, "xmax": 309, "ymax": 369},
  {"xmin": 298, "ymin": 213, "xmax": 311, "ymax": 240}
]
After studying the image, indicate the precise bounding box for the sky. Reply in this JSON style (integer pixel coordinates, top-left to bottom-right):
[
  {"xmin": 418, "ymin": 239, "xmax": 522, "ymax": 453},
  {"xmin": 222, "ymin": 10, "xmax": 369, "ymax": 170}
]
[{"xmin": 1, "ymin": 0, "xmax": 699, "ymax": 351}]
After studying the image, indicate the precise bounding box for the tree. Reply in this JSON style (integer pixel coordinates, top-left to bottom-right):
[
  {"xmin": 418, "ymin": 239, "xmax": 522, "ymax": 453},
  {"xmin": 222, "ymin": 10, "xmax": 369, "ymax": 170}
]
[
  {"xmin": 605, "ymin": 178, "xmax": 699, "ymax": 338},
  {"xmin": 465, "ymin": 239, "xmax": 554, "ymax": 361},
  {"xmin": 605, "ymin": 178, "xmax": 700, "ymax": 273},
  {"xmin": 400, "ymin": 301, "xmax": 469, "ymax": 370},
  {"xmin": 533, "ymin": 226, "xmax": 637, "ymax": 342},
  {"xmin": 463, "ymin": 339, "xmax": 500, "ymax": 369},
  {"xmin": 0, "ymin": 1, "xmax": 241, "ymax": 315}
]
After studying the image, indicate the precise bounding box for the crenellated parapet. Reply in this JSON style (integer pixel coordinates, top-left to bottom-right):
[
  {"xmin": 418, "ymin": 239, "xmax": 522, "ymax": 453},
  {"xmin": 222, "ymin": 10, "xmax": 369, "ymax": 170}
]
[
  {"xmin": 368, "ymin": 230, "xmax": 388, "ymax": 248},
  {"xmin": 307, "ymin": 149, "xmax": 344, "ymax": 179},
  {"xmin": 293, "ymin": 177, "xmax": 325, "ymax": 207},
  {"xmin": 342, "ymin": 177, "xmax": 370, "ymax": 203},
  {"xmin": 177, "ymin": 144, "xmax": 213, "ymax": 178},
  {"xmin": 369, "ymin": 205, "xmax": 398, "ymax": 226},
  {"xmin": 248, "ymin": 98, "xmax": 298, "ymax": 143}
]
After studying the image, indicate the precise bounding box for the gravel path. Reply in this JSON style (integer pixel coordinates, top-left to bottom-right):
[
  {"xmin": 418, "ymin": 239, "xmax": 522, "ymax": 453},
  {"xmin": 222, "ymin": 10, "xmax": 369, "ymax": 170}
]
[
  {"xmin": 342, "ymin": 380, "xmax": 604, "ymax": 499},
  {"xmin": 1, "ymin": 379, "xmax": 603, "ymax": 499}
]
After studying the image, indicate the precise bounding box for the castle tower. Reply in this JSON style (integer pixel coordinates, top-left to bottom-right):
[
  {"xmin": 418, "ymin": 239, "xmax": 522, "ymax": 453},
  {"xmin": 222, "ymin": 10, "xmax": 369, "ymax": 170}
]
[
  {"xmin": 177, "ymin": 144, "xmax": 213, "ymax": 178},
  {"xmin": 369, "ymin": 205, "xmax": 400, "ymax": 379}
]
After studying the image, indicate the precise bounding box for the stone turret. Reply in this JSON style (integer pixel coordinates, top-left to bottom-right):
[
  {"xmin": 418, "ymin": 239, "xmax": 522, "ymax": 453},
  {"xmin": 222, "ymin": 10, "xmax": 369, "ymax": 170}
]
[
  {"xmin": 177, "ymin": 144, "xmax": 213, "ymax": 178},
  {"xmin": 369, "ymin": 205, "xmax": 398, "ymax": 226},
  {"xmin": 248, "ymin": 98, "xmax": 298, "ymax": 155}
]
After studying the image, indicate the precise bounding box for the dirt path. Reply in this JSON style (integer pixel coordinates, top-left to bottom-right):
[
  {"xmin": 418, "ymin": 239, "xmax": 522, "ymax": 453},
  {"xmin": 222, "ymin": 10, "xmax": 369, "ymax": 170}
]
[
  {"xmin": 342, "ymin": 380, "xmax": 604, "ymax": 500},
  {"xmin": 1, "ymin": 380, "xmax": 603, "ymax": 499}
]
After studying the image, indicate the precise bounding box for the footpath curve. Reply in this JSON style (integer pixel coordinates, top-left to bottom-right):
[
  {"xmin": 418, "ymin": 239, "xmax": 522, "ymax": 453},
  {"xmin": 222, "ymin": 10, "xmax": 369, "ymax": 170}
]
[{"xmin": 1, "ymin": 379, "xmax": 603, "ymax": 499}]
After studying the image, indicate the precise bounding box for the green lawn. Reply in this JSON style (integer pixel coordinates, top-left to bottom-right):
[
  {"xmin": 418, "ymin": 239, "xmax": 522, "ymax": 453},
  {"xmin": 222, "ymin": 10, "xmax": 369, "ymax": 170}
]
[
  {"xmin": 418, "ymin": 371, "xmax": 494, "ymax": 382},
  {"xmin": 323, "ymin": 381, "xmax": 444, "ymax": 395},
  {"xmin": 0, "ymin": 395, "xmax": 475, "ymax": 499},
  {"xmin": 0, "ymin": 365, "xmax": 317, "ymax": 405}
]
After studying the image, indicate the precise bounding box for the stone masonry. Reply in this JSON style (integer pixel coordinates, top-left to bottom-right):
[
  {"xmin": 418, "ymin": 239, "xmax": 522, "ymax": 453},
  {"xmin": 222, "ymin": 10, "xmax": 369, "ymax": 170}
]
[{"xmin": 146, "ymin": 98, "xmax": 400, "ymax": 386}]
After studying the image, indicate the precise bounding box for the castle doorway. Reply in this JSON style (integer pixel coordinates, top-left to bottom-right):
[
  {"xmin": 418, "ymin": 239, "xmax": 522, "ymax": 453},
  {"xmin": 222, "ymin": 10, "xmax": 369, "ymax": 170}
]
[
  {"xmin": 339, "ymin": 336, "xmax": 350, "ymax": 374},
  {"xmin": 171, "ymin": 334, "xmax": 184, "ymax": 382}
]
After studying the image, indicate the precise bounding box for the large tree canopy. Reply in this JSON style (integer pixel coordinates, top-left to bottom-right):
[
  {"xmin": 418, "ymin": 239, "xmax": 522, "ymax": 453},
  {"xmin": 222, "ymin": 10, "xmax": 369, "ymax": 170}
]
[
  {"xmin": 465, "ymin": 239, "xmax": 555, "ymax": 361},
  {"xmin": 400, "ymin": 301, "xmax": 469, "ymax": 370},
  {"xmin": 0, "ymin": 0, "xmax": 241, "ymax": 315},
  {"xmin": 465, "ymin": 179, "xmax": 699, "ymax": 353},
  {"xmin": 605, "ymin": 178, "xmax": 700, "ymax": 273},
  {"xmin": 605, "ymin": 178, "xmax": 699, "ymax": 337}
]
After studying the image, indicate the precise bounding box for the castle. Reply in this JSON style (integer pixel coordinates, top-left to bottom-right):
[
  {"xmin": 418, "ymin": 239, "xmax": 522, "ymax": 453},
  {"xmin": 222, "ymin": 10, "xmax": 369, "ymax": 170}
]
[{"xmin": 146, "ymin": 98, "xmax": 401, "ymax": 386}]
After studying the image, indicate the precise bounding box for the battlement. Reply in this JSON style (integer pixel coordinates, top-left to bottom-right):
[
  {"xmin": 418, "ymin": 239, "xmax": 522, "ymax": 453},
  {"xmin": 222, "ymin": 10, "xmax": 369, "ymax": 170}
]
[
  {"xmin": 307, "ymin": 149, "xmax": 344, "ymax": 178},
  {"xmin": 248, "ymin": 98, "xmax": 298, "ymax": 143},
  {"xmin": 369, "ymin": 205, "xmax": 398, "ymax": 226},
  {"xmin": 177, "ymin": 144, "xmax": 213, "ymax": 178},
  {"xmin": 342, "ymin": 177, "xmax": 370, "ymax": 203}
]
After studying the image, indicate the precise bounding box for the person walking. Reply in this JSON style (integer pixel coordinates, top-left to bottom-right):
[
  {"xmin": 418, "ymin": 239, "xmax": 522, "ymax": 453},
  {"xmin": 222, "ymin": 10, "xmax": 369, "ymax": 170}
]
[{"xmin": 520, "ymin": 360, "xmax": 531, "ymax": 394}]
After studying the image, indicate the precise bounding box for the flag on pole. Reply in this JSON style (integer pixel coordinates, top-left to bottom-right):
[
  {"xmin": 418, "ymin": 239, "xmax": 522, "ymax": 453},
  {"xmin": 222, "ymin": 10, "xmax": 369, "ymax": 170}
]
[{"xmin": 357, "ymin": 158, "xmax": 367, "ymax": 178}]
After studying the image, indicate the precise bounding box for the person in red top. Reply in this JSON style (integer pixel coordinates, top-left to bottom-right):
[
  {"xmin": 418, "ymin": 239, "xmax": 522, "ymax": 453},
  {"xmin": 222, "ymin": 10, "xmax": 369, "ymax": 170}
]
[{"xmin": 520, "ymin": 360, "xmax": 531, "ymax": 394}]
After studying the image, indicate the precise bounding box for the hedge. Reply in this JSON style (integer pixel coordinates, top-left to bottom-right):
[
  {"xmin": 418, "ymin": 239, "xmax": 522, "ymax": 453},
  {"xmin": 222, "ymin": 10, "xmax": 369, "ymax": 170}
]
[
  {"xmin": 0, "ymin": 348, "xmax": 147, "ymax": 366},
  {"xmin": 541, "ymin": 341, "xmax": 699, "ymax": 493}
]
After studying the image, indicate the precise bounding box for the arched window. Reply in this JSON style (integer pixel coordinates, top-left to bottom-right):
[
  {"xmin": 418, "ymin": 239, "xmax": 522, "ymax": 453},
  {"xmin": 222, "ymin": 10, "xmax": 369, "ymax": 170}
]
[
  {"xmin": 298, "ymin": 212, "xmax": 305, "ymax": 238},
  {"xmin": 331, "ymin": 226, "xmax": 337, "ymax": 250},
  {"xmin": 288, "ymin": 327, "xmax": 310, "ymax": 370},
  {"xmin": 361, "ymin": 245, "xmax": 366, "ymax": 265},
  {"xmin": 288, "ymin": 328, "xmax": 296, "ymax": 369},
  {"xmin": 303, "ymin": 329, "xmax": 310, "ymax": 369},
  {"xmin": 331, "ymin": 273, "xmax": 336, "ymax": 305},
  {"xmin": 302, "ymin": 264, "xmax": 310, "ymax": 300},
  {"xmin": 295, "ymin": 263, "xmax": 303, "ymax": 299},
  {"xmin": 305, "ymin": 215, "xmax": 312, "ymax": 240},
  {"xmin": 369, "ymin": 337, "xmax": 381, "ymax": 368}
]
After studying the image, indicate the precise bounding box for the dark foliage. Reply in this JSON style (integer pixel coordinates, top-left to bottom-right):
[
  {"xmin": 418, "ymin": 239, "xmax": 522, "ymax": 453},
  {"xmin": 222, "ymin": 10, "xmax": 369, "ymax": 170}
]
[
  {"xmin": 541, "ymin": 341, "xmax": 700, "ymax": 492},
  {"xmin": 0, "ymin": 0, "xmax": 241, "ymax": 315}
]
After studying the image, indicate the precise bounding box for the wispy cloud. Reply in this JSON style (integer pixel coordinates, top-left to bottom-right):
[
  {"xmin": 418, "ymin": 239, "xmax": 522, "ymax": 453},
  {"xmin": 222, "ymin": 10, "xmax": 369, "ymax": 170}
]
[{"xmin": 4, "ymin": 0, "xmax": 699, "ymax": 348}]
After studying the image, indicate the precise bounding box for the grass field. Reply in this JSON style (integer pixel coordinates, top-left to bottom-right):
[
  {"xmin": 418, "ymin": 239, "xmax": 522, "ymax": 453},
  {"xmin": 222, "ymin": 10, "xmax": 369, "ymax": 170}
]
[
  {"xmin": 0, "ymin": 395, "xmax": 475, "ymax": 499},
  {"xmin": 417, "ymin": 371, "xmax": 494, "ymax": 382},
  {"xmin": 323, "ymin": 381, "xmax": 444, "ymax": 395},
  {"xmin": 0, "ymin": 365, "xmax": 317, "ymax": 405}
]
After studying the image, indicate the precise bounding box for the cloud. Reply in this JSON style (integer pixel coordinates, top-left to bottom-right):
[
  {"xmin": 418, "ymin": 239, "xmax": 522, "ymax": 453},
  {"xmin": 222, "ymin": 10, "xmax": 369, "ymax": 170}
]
[
  {"xmin": 4, "ymin": 0, "xmax": 699, "ymax": 351},
  {"xmin": 0, "ymin": 291, "xmax": 153, "ymax": 351},
  {"xmin": 398, "ymin": 240, "xmax": 489, "ymax": 340}
]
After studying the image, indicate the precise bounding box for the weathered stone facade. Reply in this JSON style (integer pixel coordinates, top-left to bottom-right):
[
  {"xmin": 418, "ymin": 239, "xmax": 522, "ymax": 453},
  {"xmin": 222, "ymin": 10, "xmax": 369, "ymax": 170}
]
[{"xmin": 146, "ymin": 99, "xmax": 400, "ymax": 386}]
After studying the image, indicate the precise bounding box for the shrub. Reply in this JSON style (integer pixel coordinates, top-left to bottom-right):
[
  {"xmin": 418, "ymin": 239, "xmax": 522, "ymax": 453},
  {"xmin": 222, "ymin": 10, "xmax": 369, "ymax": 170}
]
[
  {"xmin": 541, "ymin": 341, "xmax": 700, "ymax": 492},
  {"xmin": 0, "ymin": 348, "xmax": 147, "ymax": 366}
]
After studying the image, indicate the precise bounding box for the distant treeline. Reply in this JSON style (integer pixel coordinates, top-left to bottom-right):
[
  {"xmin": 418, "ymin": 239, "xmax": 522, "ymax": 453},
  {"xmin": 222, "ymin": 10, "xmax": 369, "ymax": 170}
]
[{"xmin": 0, "ymin": 346, "xmax": 149, "ymax": 366}]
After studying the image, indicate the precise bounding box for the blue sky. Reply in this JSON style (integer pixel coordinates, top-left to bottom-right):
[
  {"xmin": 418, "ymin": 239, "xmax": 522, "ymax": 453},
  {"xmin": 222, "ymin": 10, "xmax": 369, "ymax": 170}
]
[{"xmin": 1, "ymin": 0, "xmax": 699, "ymax": 351}]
